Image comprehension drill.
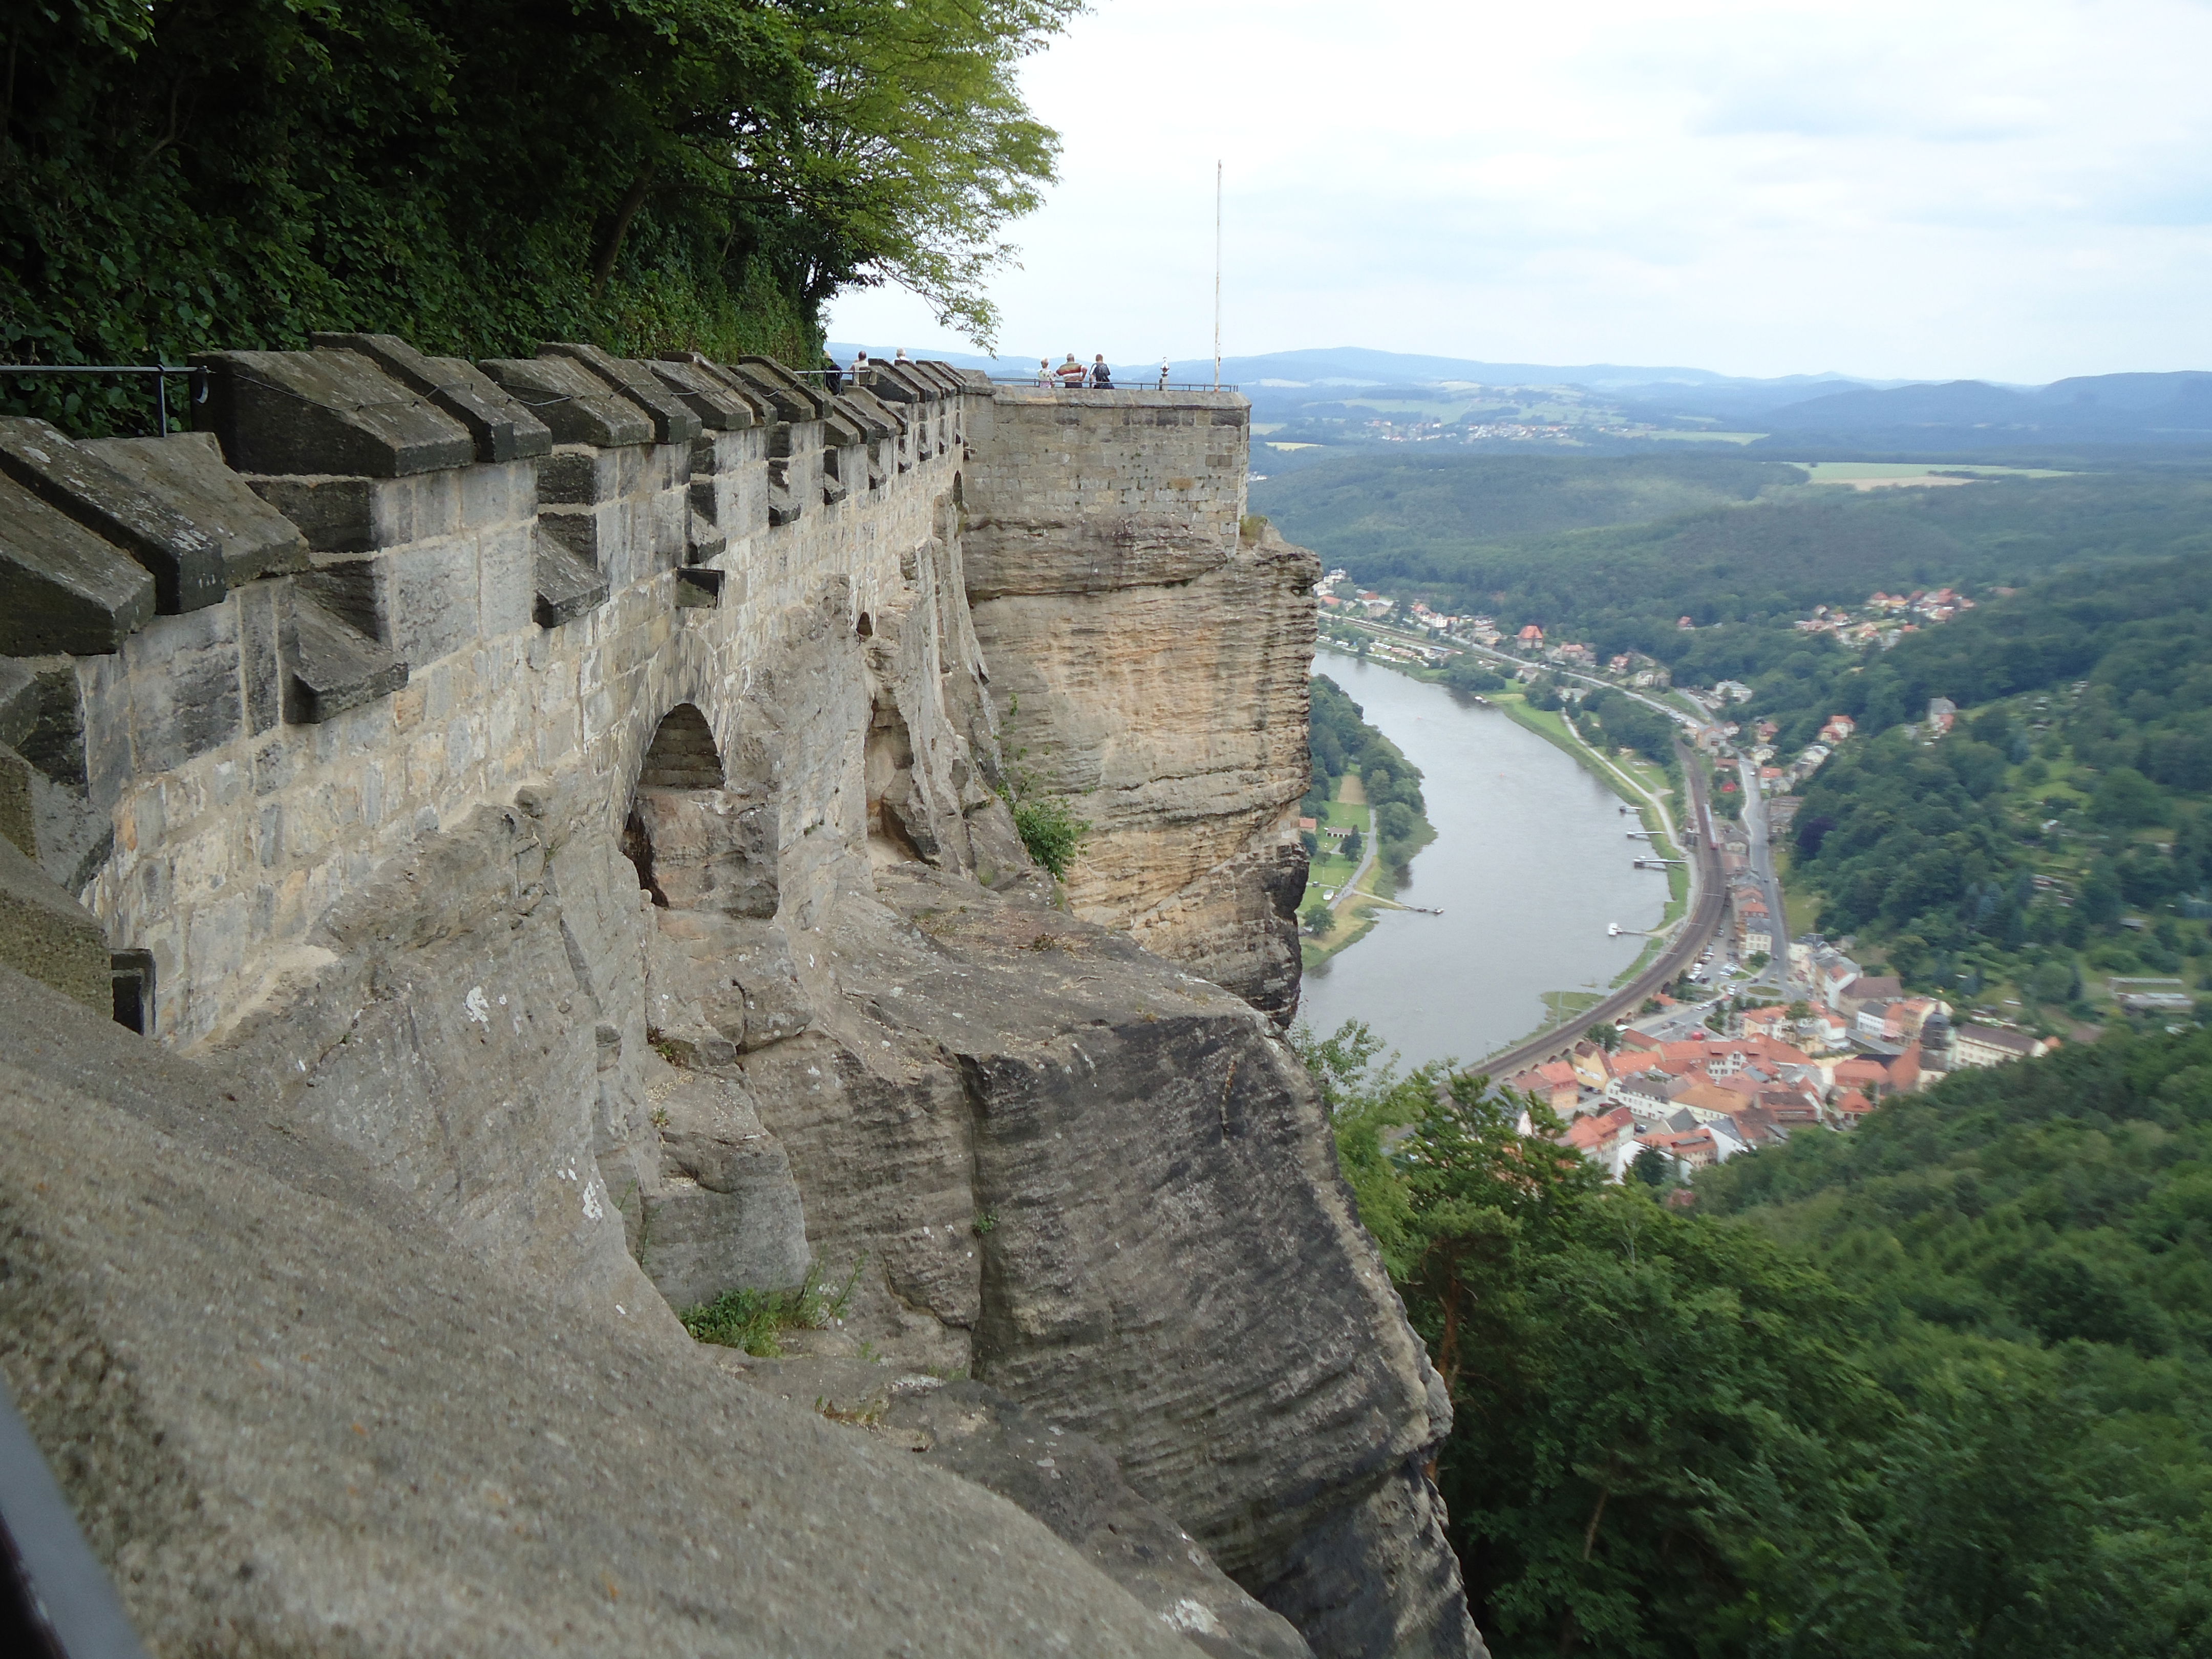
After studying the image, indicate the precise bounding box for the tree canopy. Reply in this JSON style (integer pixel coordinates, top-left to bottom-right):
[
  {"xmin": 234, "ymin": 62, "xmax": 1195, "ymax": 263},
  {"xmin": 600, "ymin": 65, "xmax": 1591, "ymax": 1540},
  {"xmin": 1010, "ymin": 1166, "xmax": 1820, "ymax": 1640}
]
[
  {"xmin": 2, "ymin": 0, "xmax": 1073, "ymax": 429},
  {"xmin": 1307, "ymin": 1018, "xmax": 2212, "ymax": 1657}
]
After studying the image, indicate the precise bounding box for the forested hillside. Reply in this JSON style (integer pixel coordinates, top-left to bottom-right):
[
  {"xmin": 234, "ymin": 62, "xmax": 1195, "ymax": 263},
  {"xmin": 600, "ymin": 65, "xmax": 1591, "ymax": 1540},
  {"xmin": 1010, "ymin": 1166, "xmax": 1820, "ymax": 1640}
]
[
  {"xmin": 1780, "ymin": 555, "xmax": 2212, "ymax": 1020},
  {"xmin": 3, "ymin": 0, "xmax": 1070, "ymax": 432},
  {"xmin": 1308, "ymin": 1017, "xmax": 2212, "ymax": 1658},
  {"xmin": 1257, "ymin": 456, "xmax": 2212, "ymax": 679}
]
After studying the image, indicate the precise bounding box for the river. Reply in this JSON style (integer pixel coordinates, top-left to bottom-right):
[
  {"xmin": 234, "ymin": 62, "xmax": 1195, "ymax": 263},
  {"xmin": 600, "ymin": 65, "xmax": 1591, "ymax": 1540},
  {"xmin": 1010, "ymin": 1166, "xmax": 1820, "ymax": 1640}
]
[{"xmin": 1298, "ymin": 654, "xmax": 1669, "ymax": 1071}]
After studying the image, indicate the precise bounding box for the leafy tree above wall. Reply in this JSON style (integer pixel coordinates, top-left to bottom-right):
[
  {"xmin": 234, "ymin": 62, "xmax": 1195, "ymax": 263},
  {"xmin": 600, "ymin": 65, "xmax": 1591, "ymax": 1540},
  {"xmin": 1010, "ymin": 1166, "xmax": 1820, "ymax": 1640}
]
[{"xmin": 1, "ymin": 0, "xmax": 1072, "ymax": 432}]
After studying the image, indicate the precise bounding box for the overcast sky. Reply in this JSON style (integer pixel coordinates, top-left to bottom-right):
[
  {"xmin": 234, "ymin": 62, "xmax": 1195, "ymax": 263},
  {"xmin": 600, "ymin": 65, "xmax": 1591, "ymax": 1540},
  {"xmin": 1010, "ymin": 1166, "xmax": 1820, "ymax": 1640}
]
[{"xmin": 825, "ymin": 0, "xmax": 2212, "ymax": 384}]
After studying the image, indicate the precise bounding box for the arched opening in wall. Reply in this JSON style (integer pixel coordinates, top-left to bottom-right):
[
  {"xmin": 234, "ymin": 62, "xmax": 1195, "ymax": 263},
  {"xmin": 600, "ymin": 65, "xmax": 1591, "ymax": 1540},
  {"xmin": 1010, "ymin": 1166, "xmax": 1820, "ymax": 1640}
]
[
  {"xmin": 864, "ymin": 693, "xmax": 930, "ymax": 866},
  {"xmin": 623, "ymin": 704, "xmax": 779, "ymax": 918},
  {"xmin": 856, "ymin": 611, "xmax": 873, "ymax": 639}
]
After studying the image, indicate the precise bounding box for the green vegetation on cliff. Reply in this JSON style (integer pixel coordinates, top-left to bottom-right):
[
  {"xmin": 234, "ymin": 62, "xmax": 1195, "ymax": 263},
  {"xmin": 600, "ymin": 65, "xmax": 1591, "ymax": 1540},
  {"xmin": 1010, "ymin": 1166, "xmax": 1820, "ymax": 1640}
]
[
  {"xmin": 3, "ymin": 0, "xmax": 1072, "ymax": 431},
  {"xmin": 1308, "ymin": 1018, "xmax": 2212, "ymax": 1657}
]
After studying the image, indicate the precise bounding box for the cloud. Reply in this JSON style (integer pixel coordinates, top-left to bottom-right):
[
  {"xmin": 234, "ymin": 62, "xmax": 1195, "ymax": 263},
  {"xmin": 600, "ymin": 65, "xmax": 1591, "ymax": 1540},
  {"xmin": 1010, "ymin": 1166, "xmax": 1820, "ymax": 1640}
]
[{"xmin": 827, "ymin": 0, "xmax": 2212, "ymax": 380}]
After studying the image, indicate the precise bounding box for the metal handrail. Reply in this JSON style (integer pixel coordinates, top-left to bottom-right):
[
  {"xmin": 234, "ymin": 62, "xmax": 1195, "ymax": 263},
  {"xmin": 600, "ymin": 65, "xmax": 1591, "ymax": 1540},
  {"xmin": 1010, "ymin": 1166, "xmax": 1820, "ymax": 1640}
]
[
  {"xmin": 984, "ymin": 377, "xmax": 1237, "ymax": 392},
  {"xmin": 0, "ymin": 364, "xmax": 208, "ymax": 437}
]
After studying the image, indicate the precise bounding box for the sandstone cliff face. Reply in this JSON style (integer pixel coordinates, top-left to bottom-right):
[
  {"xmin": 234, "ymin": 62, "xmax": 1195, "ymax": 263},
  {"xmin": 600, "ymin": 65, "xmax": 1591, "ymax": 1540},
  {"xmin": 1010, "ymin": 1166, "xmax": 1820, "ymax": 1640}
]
[
  {"xmin": 0, "ymin": 355, "xmax": 1479, "ymax": 1658},
  {"xmin": 962, "ymin": 390, "xmax": 1317, "ymax": 1023}
]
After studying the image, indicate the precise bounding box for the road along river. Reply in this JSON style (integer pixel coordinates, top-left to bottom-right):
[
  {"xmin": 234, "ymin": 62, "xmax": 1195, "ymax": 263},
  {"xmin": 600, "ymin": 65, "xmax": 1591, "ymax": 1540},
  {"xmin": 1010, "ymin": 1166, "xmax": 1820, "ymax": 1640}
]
[{"xmin": 1297, "ymin": 655, "xmax": 1671, "ymax": 1072}]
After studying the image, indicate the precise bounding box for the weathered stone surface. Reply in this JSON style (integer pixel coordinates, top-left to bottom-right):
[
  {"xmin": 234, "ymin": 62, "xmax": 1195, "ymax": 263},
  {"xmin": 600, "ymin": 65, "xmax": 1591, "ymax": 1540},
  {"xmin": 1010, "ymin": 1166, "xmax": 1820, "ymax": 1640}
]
[
  {"xmin": 1254, "ymin": 1458, "xmax": 1487, "ymax": 1659},
  {"xmin": 312, "ymin": 332, "xmax": 555, "ymax": 462},
  {"xmin": 0, "ymin": 417, "xmax": 226, "ymax": 613},
  {"xmin": 0, "ymin": 741, "xmax": 31, "ymax": 857},
  {"xmin": 542, "ymin": 342, "xmax": 704, "ymax": 446},
  {"xmin": 0, "ymin": 477, "xmax": 158, "ymax": 655},
  {"xmin": 534, "ymin": 541, "xmax": 610, "ymax": 627},
  {"xmin": 0, "ymin": 834, "xmax": 106, "ymax": 1008},
  {"xmin": 82, "ymin": 430, "xmax": 310, "ymax": 586},
  {"xmin": 635, "ymin": 1061, "xmax": 812, "ymax": 1309},
  {"xmin": 0, "ymin": 656, "xmax": 37, "ymax": 750},
  {"xmin": 0, "ymin": 964, "xmax": 1212, "ymax": 1659},
  {"xmin": 735, "ymin": 356, "xmax": 831, "ymax": 419},
  {"xmin": 194, "ymin": 348, "xmax": 476, "ymax": 477},
  {"xmin": 965, "ymin": 513, "xmax": 1318, "ymax": 1020},
  {"xmin": 726, "ymin": 1359, "xmax": 1314, "ymax": 1659},
  {"xmin": 477, "ymin": 354, "xmax": 653, "ymax": 449},
  {"xmin": 283, "ymin": 591, "xmax": 408, "ymax": 723},
  {"xmin": 700, "ymin": 861, "xmax": 1471, "ymax": 1654},
  {"xmin": 652, "ymin": 356, "xmax": 761, "ymax": 429},
  {"xmin": 206, "ymin": 803, "xmax": 660, "ymax": 1310}
]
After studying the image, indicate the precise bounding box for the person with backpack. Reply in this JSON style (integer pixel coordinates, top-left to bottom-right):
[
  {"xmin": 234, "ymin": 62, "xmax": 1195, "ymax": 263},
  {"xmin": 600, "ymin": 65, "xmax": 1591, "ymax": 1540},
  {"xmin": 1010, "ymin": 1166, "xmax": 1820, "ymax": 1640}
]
[{"xmin": 1089, "ymin": 354, "xmax": 1113, "ymax": 389}]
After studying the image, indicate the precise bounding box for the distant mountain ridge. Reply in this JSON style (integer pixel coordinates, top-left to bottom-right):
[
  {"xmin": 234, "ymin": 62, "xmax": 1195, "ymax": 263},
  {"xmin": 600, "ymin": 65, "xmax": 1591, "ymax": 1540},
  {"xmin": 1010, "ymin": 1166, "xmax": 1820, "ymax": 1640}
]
[
  {"xmin": 826, "ymin": 341, "xmax": 2212, "ymax": 448},
  {"xmin": 1760, "ymin": 372, "xmax": 2212, "ymax": 437},
  {"xmin": 830, "ymin": 341, "xmax": 1885, "ymax": 395}
]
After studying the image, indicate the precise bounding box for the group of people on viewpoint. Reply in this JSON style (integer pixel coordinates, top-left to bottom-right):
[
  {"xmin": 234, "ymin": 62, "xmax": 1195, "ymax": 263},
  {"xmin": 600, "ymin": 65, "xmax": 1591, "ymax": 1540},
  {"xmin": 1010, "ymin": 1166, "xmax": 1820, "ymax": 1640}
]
[
  {"xmin": 1035, "ymin": 354, "xmax": 1171, "ymax": 390},
  {"xmin": 820, "ymin": 348, "xmax": 1173, "ymax": 393}
]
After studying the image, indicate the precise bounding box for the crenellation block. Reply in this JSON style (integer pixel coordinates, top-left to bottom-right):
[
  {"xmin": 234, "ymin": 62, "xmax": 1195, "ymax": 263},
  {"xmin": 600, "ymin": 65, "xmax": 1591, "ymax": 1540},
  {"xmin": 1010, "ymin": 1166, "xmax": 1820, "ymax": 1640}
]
[
  {"xmin": 236, "ymin": 582, "xmax": 285, "ymax": 736},
  {"xmin": 0, "ymin": 476, "xmax": 158, "ymax": 654},
  {"xmin": 539, "ymin": 343, "xmax": 703, "ymax": 448},
  {"xmin": 477, "ymin": 355, "xmax": 651, "ymax": 450},
  {"xmin": 196, "ymin": 349, "xmax": 474, "ymax": 478},
  {"xmin": 539, "ymin": 445, "xmax": 622, "ymax": 506},
  {"xmin": 0, "ymin": 418, "xmax": 227, "ymax": 614},
  {"xmin": 310, "ymin": 334, "xmax": 554, "ymax": 464}
]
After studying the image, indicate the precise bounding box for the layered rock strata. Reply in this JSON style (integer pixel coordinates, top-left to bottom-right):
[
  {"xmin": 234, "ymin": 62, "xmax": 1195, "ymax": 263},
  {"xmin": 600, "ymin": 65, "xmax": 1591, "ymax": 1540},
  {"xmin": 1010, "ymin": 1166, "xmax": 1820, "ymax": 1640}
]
[
  {"xmin": 0, "ymin": 348, "xmax": 1480, "ymax": 1657},
  {"xmin": 961, "ymin": 387, "xmax": 1316, "ymax": 1023}
]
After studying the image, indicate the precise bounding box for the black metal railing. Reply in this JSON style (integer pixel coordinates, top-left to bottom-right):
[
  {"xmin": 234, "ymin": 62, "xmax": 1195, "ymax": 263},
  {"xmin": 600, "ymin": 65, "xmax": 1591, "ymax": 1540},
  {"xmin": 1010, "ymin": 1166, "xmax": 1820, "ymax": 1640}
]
[{"xmin": 0, "ymin": 364, "xmax": 207, "ymax": 437}]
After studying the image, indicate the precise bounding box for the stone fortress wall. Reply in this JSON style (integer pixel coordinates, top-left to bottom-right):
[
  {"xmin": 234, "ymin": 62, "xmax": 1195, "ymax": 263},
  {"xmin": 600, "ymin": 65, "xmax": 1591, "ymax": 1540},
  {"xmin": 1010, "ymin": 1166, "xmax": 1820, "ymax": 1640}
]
[{"xmin": 0, "ymin": 342, "xmax": 1481, "ymax": 1659}]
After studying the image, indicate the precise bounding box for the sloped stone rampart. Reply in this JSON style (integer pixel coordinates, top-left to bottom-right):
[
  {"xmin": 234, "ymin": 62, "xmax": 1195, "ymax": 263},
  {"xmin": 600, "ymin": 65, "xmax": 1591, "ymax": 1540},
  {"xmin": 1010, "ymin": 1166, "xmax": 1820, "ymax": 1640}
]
[{"xmin": 0, "ymin": 350, "xmax": 1480, "ymax": 1658}]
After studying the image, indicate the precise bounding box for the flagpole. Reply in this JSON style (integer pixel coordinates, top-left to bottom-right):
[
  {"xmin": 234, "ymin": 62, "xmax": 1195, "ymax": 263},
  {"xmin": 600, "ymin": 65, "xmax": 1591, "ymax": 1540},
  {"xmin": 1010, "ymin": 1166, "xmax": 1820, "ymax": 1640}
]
[{"xmin": 1213, "ymin": 160, "xmax": 1223, "ymax": 391}]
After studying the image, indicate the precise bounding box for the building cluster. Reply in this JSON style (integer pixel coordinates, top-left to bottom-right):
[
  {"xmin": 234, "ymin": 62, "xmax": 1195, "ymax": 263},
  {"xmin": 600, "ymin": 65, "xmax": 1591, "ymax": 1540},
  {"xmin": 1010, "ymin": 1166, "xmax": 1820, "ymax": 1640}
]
[
  {"xmin": 1791, "ymin": 589, "xmax": 1974, "ymax": 651},
  {"xmin": 1519, "ymin": 936, "xmax": 2061, "ymax": 1181}
]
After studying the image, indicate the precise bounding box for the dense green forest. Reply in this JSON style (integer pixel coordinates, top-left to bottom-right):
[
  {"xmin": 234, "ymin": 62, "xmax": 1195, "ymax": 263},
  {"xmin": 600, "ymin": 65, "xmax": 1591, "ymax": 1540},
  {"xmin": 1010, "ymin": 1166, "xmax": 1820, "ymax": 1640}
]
[
  {"xmin": 1306, "ymin": 1016, "xmax": 2212, "ymax": 1657},
  {"xmin": 1306, "ymin": 673, "xmax": 1431, "ymax": 866},
  {"xmin": 1783, "ymin": 555, "xmax": 2212, "ymax": 1019},
  {"xmin": 1260, "ymin": 456, "xmax": 2212, "ymax": 711},
  {"xmin": 2, "ymin": 0, "xmax": 1069, "ymax": 432}
]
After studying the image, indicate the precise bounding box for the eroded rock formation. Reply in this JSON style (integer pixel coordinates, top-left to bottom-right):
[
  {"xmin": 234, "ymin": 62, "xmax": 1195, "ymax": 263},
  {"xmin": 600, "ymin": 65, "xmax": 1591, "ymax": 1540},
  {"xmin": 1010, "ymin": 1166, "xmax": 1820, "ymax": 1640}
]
[
  {"xmin": 0, "ymin": 350, "xmax": 1480, "ymax": 1657},
  {"xmin": 963, "ymin": 389, "xmax": 1317, "ymax": 1023}
]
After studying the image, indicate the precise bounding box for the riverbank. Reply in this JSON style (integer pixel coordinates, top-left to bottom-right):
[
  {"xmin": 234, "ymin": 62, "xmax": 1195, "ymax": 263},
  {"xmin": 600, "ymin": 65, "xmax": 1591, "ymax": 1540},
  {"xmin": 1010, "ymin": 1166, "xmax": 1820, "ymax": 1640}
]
[
  {"xmin": 1296, "ymin": 658, "xmax": 1670, "ymax": 1070},
  {"xmin": 1318, "ymin": 643, "xmax": 1691, "ymax": 985},
  {"xmin": 1301, "ymin": 670, "xmax": 1440, "ymax": 969}
]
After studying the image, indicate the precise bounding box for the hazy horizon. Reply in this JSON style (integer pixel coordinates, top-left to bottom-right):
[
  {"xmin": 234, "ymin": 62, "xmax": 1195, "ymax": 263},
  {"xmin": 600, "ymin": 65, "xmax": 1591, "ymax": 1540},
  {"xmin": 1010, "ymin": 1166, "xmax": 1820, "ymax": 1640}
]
[{"xmin": 828, "ymin": 0, "xmax": 2212, "ymax": 385}]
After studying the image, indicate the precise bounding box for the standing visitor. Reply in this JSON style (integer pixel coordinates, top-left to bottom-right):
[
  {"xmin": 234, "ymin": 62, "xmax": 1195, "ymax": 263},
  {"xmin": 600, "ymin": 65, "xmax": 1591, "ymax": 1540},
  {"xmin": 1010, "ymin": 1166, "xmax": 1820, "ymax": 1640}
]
[
  {"xmin": 1089, "ymin": 354, "xmax": 1113, "ymax": 389},
  {"xmin": 822, "ymin": 352, "xmax": 843, "ymax": 393},
  {"xmin": 1055, "ymin": 353, "xmax": 1087, "ymax": 389},
  {"xmin": 850, "ymin": 348, "xmax": 871, "ymax": 378},
  {"xmin": 1158, "ymin": 357, "xmax": 1171, "ymax": 390},
  {"xmin": 894, "ymin": 348, "xmax": 912, "ymax": 363},
  {"xmin": 1036, "ymin": 358, "xmax": 1054, "ymax": 386}
]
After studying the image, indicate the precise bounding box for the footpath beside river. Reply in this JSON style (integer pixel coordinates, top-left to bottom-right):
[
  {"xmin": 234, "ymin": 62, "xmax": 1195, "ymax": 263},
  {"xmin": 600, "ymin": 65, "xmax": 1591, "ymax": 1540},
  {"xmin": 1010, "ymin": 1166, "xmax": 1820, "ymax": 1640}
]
[{"xmin": 1300, "ymin": 654, "xmax": 1671, "ymax": 1070}]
